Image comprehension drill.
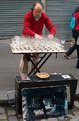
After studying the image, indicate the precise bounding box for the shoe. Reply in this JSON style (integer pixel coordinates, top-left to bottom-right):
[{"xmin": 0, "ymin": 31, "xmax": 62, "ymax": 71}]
[
  {"xmin": 76, "ymin": 59, "xmax": 79, "ymax": 69},
  {"xmin": 64, "ymin": 54, "xmax": 71, "ymax": 59},
  {"xmin": 20, "ymin": 72, "xmax": 30, "ymax": 80},
  {"xmin": 76, "ymin": 66, "xmax": 79, "ymax": 69}
]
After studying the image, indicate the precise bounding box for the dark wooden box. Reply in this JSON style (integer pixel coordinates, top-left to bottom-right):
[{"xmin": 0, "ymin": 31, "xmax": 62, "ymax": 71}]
[
  {"xmin": 15, "ymin": 74, "xmax": 78, "ymax": 114},
  {"xmin": 22, "ymin": 86, "xmax": 68, "ymax": 120}
]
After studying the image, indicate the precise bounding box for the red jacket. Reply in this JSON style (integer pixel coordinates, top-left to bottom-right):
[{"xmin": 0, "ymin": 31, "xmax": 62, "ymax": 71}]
[
  {"xmin": 73, "ymin": 12, "xmax": 79, "ymax": 30},
  {"xmin": 22, "ymin": 10, "xmax": 56, "ymax": 37}
]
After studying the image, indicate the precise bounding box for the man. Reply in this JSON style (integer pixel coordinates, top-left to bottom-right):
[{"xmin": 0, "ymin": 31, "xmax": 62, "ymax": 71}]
[
  {"xmin": 64, "ymin": 6, "xmax": 79, "ymax": 68},
  {"xmin": 64, "ymin": 6, "xmax": 79, "ymax": 60},
  {"xmin": 19, "ymin": 2, "xmax": 56, "ymax": 80}
]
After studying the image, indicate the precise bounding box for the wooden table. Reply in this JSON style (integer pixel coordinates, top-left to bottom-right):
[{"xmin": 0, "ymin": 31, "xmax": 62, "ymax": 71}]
[{"xmin": 10, "ymin": 36, "xmax": 66, "ymax": 75}]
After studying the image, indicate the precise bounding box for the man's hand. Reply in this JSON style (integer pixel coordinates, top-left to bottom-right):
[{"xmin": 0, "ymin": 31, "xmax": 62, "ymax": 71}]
[
  {"xmin": 48, "ymin": 34, "xmax": 54, "ymax": 40},
  {"xmin": 35, "ymin": 34, "xmax": 43, "ymax": 40}
]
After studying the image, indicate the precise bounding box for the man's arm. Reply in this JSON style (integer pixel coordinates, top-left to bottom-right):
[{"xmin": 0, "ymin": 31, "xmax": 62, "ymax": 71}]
[
  {"xmin": 22, "ymin": 14, "xmax": 35, "ymax": 37},
  {"xmin": 43, "ymin": 13, "xmax": 56, "ymax": 37}
]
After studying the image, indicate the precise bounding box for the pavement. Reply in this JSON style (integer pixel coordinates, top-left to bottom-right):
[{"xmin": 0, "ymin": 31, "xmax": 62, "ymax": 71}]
[
  {"xmin": 0, "ymin": 39, "xmax": 79, "ymax": 121},
  {"xmin": 0, "ymin": 102, "xmax": 79, "ymax": 121}
]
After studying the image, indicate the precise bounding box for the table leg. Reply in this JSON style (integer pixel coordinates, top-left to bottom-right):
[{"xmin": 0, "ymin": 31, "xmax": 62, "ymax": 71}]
[
  {"xmin": 33, "ymin": 53, "xmax": 52, "ymax": 75},
  {"xmin": 28, "ymin": 53, "xmax": 47, "ymax": 75}
]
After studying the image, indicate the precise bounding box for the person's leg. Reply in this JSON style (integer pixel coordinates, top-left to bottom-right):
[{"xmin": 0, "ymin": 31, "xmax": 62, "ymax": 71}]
[
  {"xmin": 31, "ymin": 54, "xmax": 39, "ymax": 75},
  {"xmin": 76, "ymin": 45, "xmax": 79, "ymax": 68},
  {"xmin": 65, "ymin": 30, "xmax": 78, "ymax": 59},
  {"xmin": 65, "ymin": 44, "xmax": 77, "ymax": 58},
  {"xmin": 19, "ymin": 54, "xmax": 28, "ymax": 80}
]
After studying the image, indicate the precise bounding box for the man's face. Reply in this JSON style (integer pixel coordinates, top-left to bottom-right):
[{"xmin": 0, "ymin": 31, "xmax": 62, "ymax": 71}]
[{"xmin": 33, "ymin": 4, "xmax": 43, "ymax": 20}]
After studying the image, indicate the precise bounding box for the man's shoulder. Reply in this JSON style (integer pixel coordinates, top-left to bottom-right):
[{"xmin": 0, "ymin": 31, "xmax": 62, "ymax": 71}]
[
  {"xmin": 73, "ymin": 12, "xmax": 79, "ymax": 17},
  {"xmin": 24, "ymin": 10, "xmax": 32, "ymax": 17},
  {"xmin": 42, "ymin": 12, "xmax": 48, "ymax": 19},
  {"xmin": 42, "ymin": 12, "xmax": 47, "ymax": 16}
]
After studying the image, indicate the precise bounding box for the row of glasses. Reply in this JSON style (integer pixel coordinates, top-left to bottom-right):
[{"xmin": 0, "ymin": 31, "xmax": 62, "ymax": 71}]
[{"xmin": 10, "ymin": 35, "xmax": 65, "ymax": 53}]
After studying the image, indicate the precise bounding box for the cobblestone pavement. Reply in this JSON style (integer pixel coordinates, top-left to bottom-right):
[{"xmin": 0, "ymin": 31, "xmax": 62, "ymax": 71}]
[{"xmin": 0, "ymin": 100, "xmax": 79, "ymax": 121}]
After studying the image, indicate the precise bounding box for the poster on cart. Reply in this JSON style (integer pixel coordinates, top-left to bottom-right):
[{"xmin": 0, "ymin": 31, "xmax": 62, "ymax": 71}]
[{"xmin": 22, "ymin": 86, "xmax": 68, "ymax": 121}]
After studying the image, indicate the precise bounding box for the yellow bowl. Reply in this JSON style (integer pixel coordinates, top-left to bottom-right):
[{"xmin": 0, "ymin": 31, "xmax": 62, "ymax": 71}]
[{"xmin": 36, "ymin": 72, "xmax": 49, "ymax": 79}]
